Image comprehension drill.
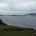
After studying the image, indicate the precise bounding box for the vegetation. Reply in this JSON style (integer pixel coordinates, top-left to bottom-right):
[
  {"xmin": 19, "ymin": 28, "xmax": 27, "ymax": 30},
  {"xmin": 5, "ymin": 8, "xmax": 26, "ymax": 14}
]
[{"xmin": 0, "ymin": 31, "xmax": 34, "ymax": 36}]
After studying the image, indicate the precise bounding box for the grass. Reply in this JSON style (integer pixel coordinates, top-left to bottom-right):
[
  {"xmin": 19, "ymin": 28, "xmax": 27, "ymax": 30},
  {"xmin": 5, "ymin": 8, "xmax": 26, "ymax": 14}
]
[
  {"xmin": 0, "ymin": 24, "xmax": 35, "ymax": 36},
  {"xmin": 0, "ymin": 31, "xmax": 34, "ymax": 36}
]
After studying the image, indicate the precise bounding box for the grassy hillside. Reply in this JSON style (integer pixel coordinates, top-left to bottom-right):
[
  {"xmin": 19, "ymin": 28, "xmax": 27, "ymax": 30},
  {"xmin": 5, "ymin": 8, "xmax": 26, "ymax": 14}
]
[{"xmin": 0, "ymin": 23, "xmax": 36, "ymax": 36}]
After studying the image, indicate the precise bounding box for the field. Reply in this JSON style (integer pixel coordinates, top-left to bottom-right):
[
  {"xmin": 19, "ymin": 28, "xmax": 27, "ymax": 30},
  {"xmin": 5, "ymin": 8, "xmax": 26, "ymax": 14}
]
[
  {"xmin": 0, "ymin": 31, "xmax": 34, "ymax": 36},
  {"xmin": 0, "ymin": 24, "xmax": 36, "ymax": 36}
]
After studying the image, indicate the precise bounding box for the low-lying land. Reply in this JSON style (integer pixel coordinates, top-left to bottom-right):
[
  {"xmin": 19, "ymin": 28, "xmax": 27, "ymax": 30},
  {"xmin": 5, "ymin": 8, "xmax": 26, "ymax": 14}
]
[
  {"xmin": 0, "ymin": 19, "xmax": 36, "ymax": 36},
  {"xmin": 0, "ymin": 24, "xmax": 36, "ymax": 36}
]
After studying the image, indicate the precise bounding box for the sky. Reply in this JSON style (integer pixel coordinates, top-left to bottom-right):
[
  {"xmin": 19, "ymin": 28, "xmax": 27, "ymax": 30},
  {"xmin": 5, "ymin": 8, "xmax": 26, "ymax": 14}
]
[{"xmin": 0, "ymin": 0, "xmax": 36, "ymax": 15}]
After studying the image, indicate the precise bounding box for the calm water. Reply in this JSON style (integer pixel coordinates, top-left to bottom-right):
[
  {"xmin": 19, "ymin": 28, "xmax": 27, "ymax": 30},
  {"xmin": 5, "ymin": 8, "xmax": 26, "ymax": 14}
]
[{"xmin": 0, "ymin": 15, "xmax": 36, "ymax": 29}]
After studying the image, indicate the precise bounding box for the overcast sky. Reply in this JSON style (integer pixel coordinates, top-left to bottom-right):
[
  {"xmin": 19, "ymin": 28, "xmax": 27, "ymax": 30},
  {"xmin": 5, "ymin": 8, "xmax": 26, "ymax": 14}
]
[{"xmin": 0, "ymin": 0, "xmax": 36, "ymax": 15}]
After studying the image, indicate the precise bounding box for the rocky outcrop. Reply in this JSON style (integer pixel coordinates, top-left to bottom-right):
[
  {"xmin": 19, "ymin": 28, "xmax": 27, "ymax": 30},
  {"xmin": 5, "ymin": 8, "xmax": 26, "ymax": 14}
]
[{"xmin": 0, "ymin": 19, "xmax": 7, "ymax": 25}]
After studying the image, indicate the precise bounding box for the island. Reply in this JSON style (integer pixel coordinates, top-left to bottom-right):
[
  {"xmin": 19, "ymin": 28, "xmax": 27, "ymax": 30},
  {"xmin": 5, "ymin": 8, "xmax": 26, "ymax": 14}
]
[{"xmin": 27, "ymin": 13, "xmax": 36, "ymax": 16}]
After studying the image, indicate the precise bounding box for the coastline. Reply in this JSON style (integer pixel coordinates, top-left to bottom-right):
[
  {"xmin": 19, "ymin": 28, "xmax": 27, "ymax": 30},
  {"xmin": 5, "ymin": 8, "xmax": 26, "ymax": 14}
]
[{"xmin": 0, "ymin": 19, "xmax": 36, "ymax": 36}]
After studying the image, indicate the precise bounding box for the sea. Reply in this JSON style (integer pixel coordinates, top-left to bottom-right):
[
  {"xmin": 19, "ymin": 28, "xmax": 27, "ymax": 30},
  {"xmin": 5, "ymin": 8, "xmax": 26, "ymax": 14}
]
[{"xmin": 0, "ymin": 15, "xmax": 36, "ymax": 30}]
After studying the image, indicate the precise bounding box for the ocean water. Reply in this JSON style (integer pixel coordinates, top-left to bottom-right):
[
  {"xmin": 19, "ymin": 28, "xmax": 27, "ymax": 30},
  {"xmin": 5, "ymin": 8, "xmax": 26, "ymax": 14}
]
[{"xmin": 0, "ymin": 15, "xmax": 36, "ymax": 30}]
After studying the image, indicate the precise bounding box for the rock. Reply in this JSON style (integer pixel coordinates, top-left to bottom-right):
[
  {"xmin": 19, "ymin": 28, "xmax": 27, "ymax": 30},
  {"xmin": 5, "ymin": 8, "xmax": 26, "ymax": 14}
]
[{"xmin": 0, "ymin": 19, "xmax": 7, "ymax": 25}]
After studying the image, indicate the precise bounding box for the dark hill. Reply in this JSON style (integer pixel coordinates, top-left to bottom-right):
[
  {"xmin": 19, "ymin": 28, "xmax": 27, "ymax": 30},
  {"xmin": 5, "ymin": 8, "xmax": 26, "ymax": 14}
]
[
  {"xmin": 0, "ymin": 19, "xmax": 7, "ymax": 25},
  {"xmin": 27, "ymin": 13, "xmax": 36, "ymax": 16}
]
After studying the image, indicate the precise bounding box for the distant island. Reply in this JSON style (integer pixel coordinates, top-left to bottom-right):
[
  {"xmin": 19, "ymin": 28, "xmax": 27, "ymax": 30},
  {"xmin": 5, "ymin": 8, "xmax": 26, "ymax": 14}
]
[
  {"xmin": 0, "ymin": 15, "xmax": 26, "ymax": 16},
  {"xmin": 0, "ymin": 13, "xmax": 36, "ymax": 16},
  {"xmin": 26, "ymin": 13, "xmax": 36, "ymax": 16}
]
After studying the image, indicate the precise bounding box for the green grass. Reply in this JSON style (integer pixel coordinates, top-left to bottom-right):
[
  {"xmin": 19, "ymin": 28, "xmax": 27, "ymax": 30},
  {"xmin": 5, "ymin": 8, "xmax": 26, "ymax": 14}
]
[
  {"xmin": 0, "ymin": 25, "xmax": 35, "ymax": 36},
  {"xmin": 0, "ymin": 31, "xmax": 33, "ymax": 36}
]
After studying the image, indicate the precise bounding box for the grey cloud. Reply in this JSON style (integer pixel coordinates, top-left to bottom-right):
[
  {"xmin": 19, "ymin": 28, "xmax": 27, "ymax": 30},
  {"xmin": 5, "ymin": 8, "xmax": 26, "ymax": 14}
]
[{"xmin": 0, "ymin": 0, "xmax": 36, "ymax": 15}]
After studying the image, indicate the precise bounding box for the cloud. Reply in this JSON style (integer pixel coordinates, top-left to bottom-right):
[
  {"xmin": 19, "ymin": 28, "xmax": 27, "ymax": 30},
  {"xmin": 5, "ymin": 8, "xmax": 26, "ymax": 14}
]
[
  {"xmin": 0, "ymin": 2, "xmax": 9, "ymax": 10},
  {"xmin": 0, "ymin": 0, "xmax": 36, "ymax": 15}
]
